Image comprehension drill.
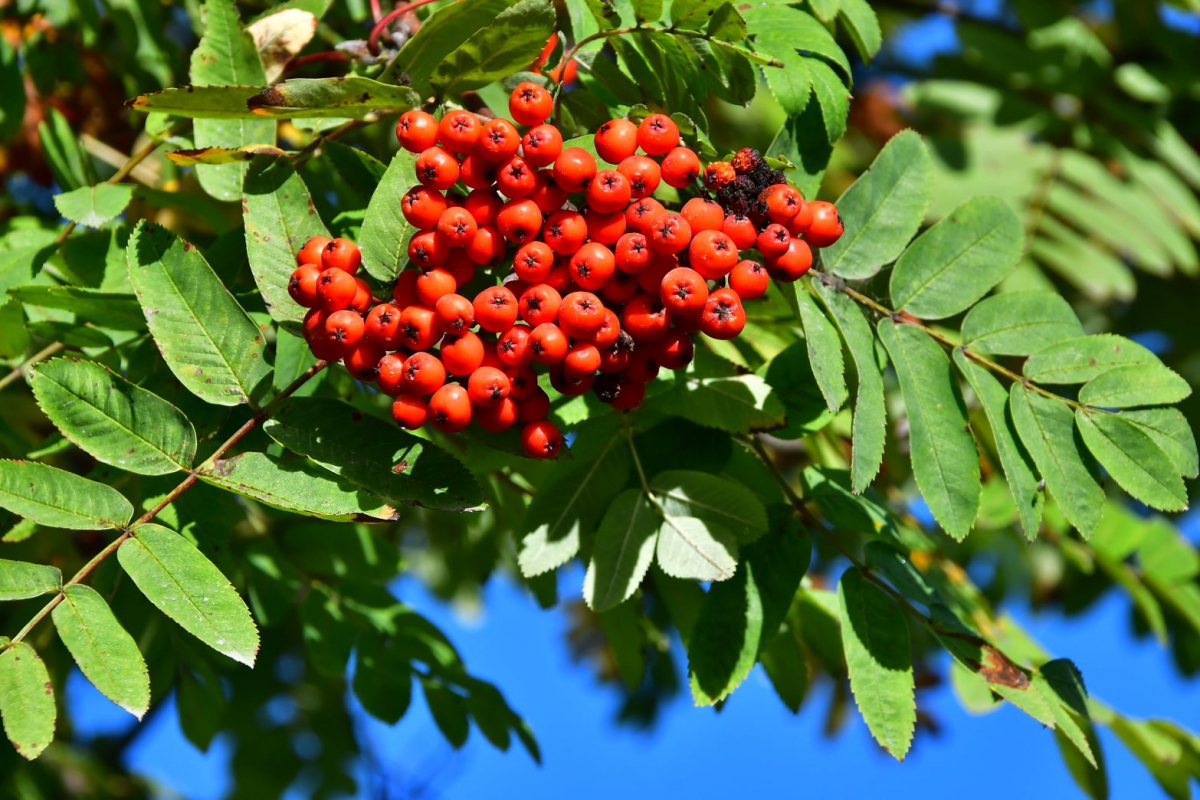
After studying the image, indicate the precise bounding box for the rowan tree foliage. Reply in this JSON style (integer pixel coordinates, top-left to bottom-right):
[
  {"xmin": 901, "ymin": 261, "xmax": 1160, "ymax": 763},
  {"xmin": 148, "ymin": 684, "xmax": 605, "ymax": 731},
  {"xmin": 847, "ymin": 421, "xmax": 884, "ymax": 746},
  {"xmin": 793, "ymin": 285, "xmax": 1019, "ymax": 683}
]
[{"xmin": 0, "ymin": 0, "xmax": 1198, "ymax": 796}]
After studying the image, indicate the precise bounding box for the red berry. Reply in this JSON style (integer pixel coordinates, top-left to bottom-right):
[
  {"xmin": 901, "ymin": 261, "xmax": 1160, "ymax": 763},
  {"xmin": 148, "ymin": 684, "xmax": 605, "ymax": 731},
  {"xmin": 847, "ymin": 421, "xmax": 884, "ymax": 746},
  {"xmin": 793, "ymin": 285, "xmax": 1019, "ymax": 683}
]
[
  {"xmin": 434, "ymin": 293, "xmax": 475, "ymax": 334},
  {"xmin": 303, "ymin": 308, "xmax": 329, "ymax": 344},
  {"xmin": 550, "ymin": 364, "xmax": 593, "ymax": 396},
  {"xmin": 392, "ymin": 394, "xmax": 429, "ymax": 429},
  {"xmin": 496, "ymin": 199, "xmax": 543, "ymax": 243},
  {"xmin": 564, "ymin": 342, "xmax": 601, "ymax": 380},
  {"xmin": 415, "ymin": 146, "xmax": 460, "ymax": 191},
  {"xmin": 477, "ymin": 396, "xmax": 519, "ymax": 432},
  {"xmin": 496, "ymin": 156, "xmax": 538, "ymax": 199},
  {"xmin": 660, "ymin": 267, "xmax": 709, "ymax": 316},
  {"xmin": 402, "ymin": 187, "xmax": 449, "ymax": 230},
  {"xmin": 626, "ymin": 197, "xmax": 666, "ymax": 234},
  {"xmin": 288, "ymin": 263, "xmax": 321, "ymax": 307},
  {"xmin": 437, "ymin": 110, "xmax": 482, "ymax": 154},
  {"xmin": 322, "ymin": 238, "xmax": 361, "ymax": 275},
  {"xmin": 415, "ymin": 267, "xmax": 457, "ymax": 307},
  {"xmin": 468, "ymin": 366, "xmax": 511, "ymax": 407},
  {"xmin": 497, "ymin": 324, "xmax": 536, "ymax": 367},
  {"xmin": 399, "ymin": 352, "xmax": 446, "ymax": 396},
  {"xmin": 598, "ymin": 340, "xmax": 631, "ymax": 374},
  {"xmin": 519, "ymin": 283, "xmax": 562, "ymax": 326},
  {"xmin": 408, "ymin": 230, "xmax": 450, "ymax": 267},
  {"xmin": 757, "ymin": 224, "xmax": 791, "ymax": 258},
  {"xmin": 699, "ymin": 287, "xmax": 746, "ymax": 340},
  {"xmin": 429, "ymin": 384, "xmax": 473, "ymax": 433},
  {"xmin": 587, "ymin": 308, "xmax": 621, "ymax": 350},
  {"xmin": 505, "ymin": 365, "xmax": 539, "ymax": 400},
  {"xmin": 298, "ymin": 235, "xmax": 332, "ymax": 266},
  {"xmin": 787, "ymin": 199, "xmax": 814, "ymax": 236},
  {"xmin": 722, "ymin": 213, "xmax": 757, "ymax": 250},
  {"xmin": 478, "ymin": 118, "xmax": 521, "ymax": 162},
  {"xmin": 521, "ymin": 420, "xmax": 562, "ymax": 458},
  {"xmin": 324, "ymin": 309, "xmax": 365, "ymax": 349},
  {"xmin": 543, "ymin": 210, "xmax": 588, "ymax": 255},
  {"xmin": 542, "ymin": 261, "xmax": 572, "ymax": 293},
  {"xmin": 393, "ymin": 270, "xmax": 419, "ymax": 308},
  {"xmin": 464, "ymin": 224, "xmax": 506, "ymax": 266},
  {"xmin": 583, "ymin": 208, "xmax": 626, "ymax": 245},
  {"xmin": 648, "ymin": 212, "xmax": 692, "ymax": 255},
  {"xmin": 601, "ymin": 269, "xmax": 639, "ymax": 304},
  {"xmin": 473, "ymin": 285, "xmax": 519, "ymax": 333},
  {"xmin": 522, "ymin": 124, "xmax": 564, "ymax": 168},
  {"xmin": 703, "ymin": 161, "xmax": 736, "ymax": 191},
  {"xmin": 517, "ymin": 386, "xmax": 551, "ymax": 421},
  {"xmin": 558, "ymin": 291, "xmax": 606, "ymax": 336},
  {"xmin": 595, "ymin": 119, "xmax": 639, "ymax": 164},
  {"xmin": 622, "ymin": 293, "xmax": 672, "ymax": 342},
  {"xmin": 437, "ymin": 207, "xmax": 479, "ymax": 247},
  {"xmin": 528, "ymin": 170, "xmax": 569, "ymax": 214},
  {"xmin": 399, "ymin": 305, "xmax": 442, "ymax": 351},
  {"xmin": 617, "ymin": 155, "xmax": 661, "ymax": 200},
  {"xmin": 441, "ymin": 331, "xmax": 485, "ymax": 375},
  {"xmin": 689, "ymin": 229, "xmax": 739, "ymax": 280},
  {"xmin": 729, "ymin": 259, "xmax": 769, "ymax": 300},
  {"xmin": 624, "ymin": 345, "xmax": 660, "ymax": 383},
  {"xmin": 660, "ymin": 146, "xmax": 701, "ymax": 188},
  {"xmin": 680, "ymin": 197, "xmax": 724, "ymax": 233},
  {"xmin": 805, "ymin": 201, "xmax": 843, "ymax": 247},
  {"xmin": 653, "ymin": 329, "xmax": 694, "ymax": 370},
  {"xmin": 462, "ymin": 189, "xmax": 503, "ymax": 226},
  {"xmin": 316, "ymin": 268, "xmax": 357, "ymax": 311},
  {"xmin": 344, "ymin": 342, "xmax": 384, "ymax": 381},
  {"xmin": 529, "ymin": 323, "xmax": 569, "ymax": 364},
  {"xmin": 610, "ymin": 378, "xmax": 645, "ymax": 410},
  {"xmin": 568, "ymin": 242, "xmax": 616, "ymax": 291},
  {"xmin": 637, "ymin": 114, "xmax": 680, "ymax": 156},
  {"xmin": 614, "ymin": 232, "xmax": 652, "ymax": 274},
  {"xmin": 377, "ymin": 352, "xmax": 409, "ymax": 396},
  {"xmin": 637, "ymin": 253, "xmax": 676, "ymax": 294},
  {"xmin": 762, "ymin": 184, "xmax": 803, "ymax": 224},
  {"xmin": 509, "ymin": 81, "xmax": 554, "ymax": 127},
  {"xmin": 349, "ymin": 278, "xmax": 373, "ymax": 314},
  {"xmin": 366, "ymin": 302, "xmax": 404, "ymax": 348},
  {"xmin": 765, "ymin": 238, "xmax": 813, "ymax": 282},
  {"xmin": 397, "ymin": 110, "xmax": 439, "ymax": 153},
  {"xmin": 514, "ymin": 241, "xmax": 555, "ymax": 282},
  {"xmin": 551, "ymin": 147, "xmax": 597, "ymax": 193},
  {"xmin": 587, "ymin": 170, "xmax": 632, "ymax": 214},
  {"xmin": 459, "ymin": 151, "xmax": 499, "ymax": 190}
]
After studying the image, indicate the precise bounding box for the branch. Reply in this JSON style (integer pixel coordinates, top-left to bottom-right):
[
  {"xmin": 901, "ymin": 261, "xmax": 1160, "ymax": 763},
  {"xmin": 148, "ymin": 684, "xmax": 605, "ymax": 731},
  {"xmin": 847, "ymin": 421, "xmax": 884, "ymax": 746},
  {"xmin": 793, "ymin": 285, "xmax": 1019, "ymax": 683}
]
[{"xmin": 3, "ymin": 359, "xmax": 329, "ymax": 650}]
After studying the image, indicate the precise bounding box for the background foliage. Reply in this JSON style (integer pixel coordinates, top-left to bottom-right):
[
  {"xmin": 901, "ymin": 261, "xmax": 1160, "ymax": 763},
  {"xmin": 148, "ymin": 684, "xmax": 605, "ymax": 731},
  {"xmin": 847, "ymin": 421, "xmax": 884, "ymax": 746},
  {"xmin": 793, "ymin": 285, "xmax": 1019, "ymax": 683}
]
[{"xmin": 1, "ymin": 0, "xmax": 1199, "ymax": 796}]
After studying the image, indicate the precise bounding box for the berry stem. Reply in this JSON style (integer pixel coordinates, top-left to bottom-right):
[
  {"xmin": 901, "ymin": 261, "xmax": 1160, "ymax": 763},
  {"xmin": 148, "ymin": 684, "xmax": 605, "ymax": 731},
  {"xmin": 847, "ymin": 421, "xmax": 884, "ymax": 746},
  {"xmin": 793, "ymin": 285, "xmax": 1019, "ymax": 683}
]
[
  {"xmin": 809, "ymin": 269, "xmax": 1085, "ymax": 410},
  {"xmin": 2, "ymin": 358, "xmax": 330, "ymax": 651}
]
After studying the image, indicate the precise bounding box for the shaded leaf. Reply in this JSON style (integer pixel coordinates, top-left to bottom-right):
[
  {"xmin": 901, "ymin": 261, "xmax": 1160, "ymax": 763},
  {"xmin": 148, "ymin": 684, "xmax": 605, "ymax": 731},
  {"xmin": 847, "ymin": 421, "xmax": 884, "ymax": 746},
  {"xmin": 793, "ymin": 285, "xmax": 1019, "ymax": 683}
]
[
  {"xmin": 1010, "ymin": 385, "xmax": 1104, "ymax": 537},
  {"xmin": 29, "ymin": 359, "xmax": 197, "ymax": 476},
  {"xmin": 51, "ymin": 585, "xmax": 150, "ymax": 718},
  {"xmin": 583, "ymin": 490, "xmax": 658, "ymax": 613},
  {"xmin": 0, "ymin": 460, "xmax": 133, "ymax": 530},
  {"xmin": 127, "ymin": 220, "xmax": 270, "ymax": 406},
  {"xmin": 656, "ymin": 516, "xmax": 738, "ymax": 582},
  {"xmin": 0, "ymin": 643, "xmax": 56, "ymax": 760},
  {"xmin": 384, "ymin": 0, "xmax": 520, "ymax": 90},
  {"xmin": 792, "ymin": 284, "xmax": 847, "ymax": 412},
  {"xmin": 669, "ymin": 374, "xmax": 787, "ymax": 434},
  {"xmin": 890, "ymin": 196, "xmax": 1024, "ymax": 319},
  {"xmin": 166, "ymin": 144, "xmax": 287, "ymax": 165},
  {"xmin": 1023, "ymin": 334, "xmax": 1158, "ymax": 384},
  {"xmin": 1120, "ymin": 408, "xmax": 1198, "ymax": 479},
  {"xmin": 649, "ymin": 470, "xmax": 768, "ymax": 543},
  {"xmin": 263, "ymin": 397, "xmax": 484, "ymax": 511},
  {"xmin": 53, "ymin": 185, "xmax": 134, "ymax": 229},
  {"xmin": 960, "ymin": 292, "xmax": 1083, "ymax": 356},
  {"xmin": 878, "ymin": 320, "xmax": 980, "ymax": 541},
  {"xmin": 359, "ymin": 149, "xmax": 417, "ymax": 283},
  {"xmin": 354, "ymin": 633, "xmax": 413, "ymax": 725},
  {"xmin": 1076, "ymin": 410, "xmax": 1188, "ymax": 512},
  {"xmin": 119, "ymin": 523, "xmax": 260, "ymax": 666},
  {"xmin": 839, "ymin": 0, "xmax": 882, "ymax": 62},
  {"xmin": 688, "ymin": 559, "xmax": 763, "ymax": 705},
  {"xmin": 6, "ymin": 286, "xmax": 146, "ymax": 330},
  {"xmin": 1078, "ymin": 364, "xmax": 1191, "ymax": 409},
  {"xmin": 0, "ymin": 560, "xmax": 61, "ymax": 601},
  {"xmin": 838, "ymin": 567, "xmax": 915, "ymax": 760},
  {"xmin": 422, "ymin": 679, "xmax": 469, "ymax": 748},
  {"xmin": 768, "ymin": 105, "xmax": 832, "ymax": 200},
  {"xmin": 823, "ymin": 130, "xmax": 933, "ymax": 280},
  {"xmin": 430, "ymin": 0, "xmax": 556, "ymax": 96}
]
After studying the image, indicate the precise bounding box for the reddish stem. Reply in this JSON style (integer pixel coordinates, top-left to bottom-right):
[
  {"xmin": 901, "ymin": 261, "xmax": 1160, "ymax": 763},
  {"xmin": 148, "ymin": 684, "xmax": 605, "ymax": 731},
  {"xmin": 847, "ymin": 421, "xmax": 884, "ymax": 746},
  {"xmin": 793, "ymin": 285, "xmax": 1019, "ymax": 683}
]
[
  {"xmin": 287, "ymin": 51, "xmax": 352, "ymax": 72},
  {"xmin": 368, "ymin": 0, "xmax": 440, "ymax": 54}
]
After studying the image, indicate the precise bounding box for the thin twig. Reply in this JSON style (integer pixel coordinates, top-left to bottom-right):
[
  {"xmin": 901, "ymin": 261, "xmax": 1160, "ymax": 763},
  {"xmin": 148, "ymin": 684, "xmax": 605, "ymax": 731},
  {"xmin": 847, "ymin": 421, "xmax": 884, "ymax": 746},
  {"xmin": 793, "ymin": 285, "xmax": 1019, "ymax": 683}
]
[
  {"xmin": 3, "ymin": 360, "xmax": 329, "ymax": 650},
  {"xmin": 0, "ymin": 343, "xmax": 65, "ymax": 392}
]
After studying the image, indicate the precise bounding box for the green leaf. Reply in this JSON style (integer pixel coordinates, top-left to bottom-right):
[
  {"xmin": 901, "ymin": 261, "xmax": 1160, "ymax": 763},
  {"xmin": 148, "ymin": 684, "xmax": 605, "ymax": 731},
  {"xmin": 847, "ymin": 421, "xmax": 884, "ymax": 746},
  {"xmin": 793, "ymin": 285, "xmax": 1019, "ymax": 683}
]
[
  {"xmin": 1010, "ymin": 385, "xmax": 1105, "ymax": 538},
  {"xmin": 748, "ymin": 517, "xmax": 811, "ymax": 641},
  {"xmin": 359, "ymin": 151, "xmax": 416, "ymax": 283},
  {"xmin": 118, "ymin": 523, "xmax": 259, "ymax": 666},
  {"xmin": 130, "ymin": 79, "xmax": 420, "ymax": 120},
  {"xmin": 960, "ymin": 292, "xmax": 1084, "ymax": 356},
  {"xmin": 838, "ymin": 0, "xmax": 881, "ymax": 62},
  {"xmin": 768, "ymin": 105, "xmax": 831, "ymax": 200},
  {"xmin": 0, "ymin": 298, "xmax": 28, "ymax": 358},
  {"xmin": 598, "ymin": 601, "xmax": 644, "ymax": 690},
  {"xmin": 688, "ymin": 559, "xmax": 763, "ymax": 705},
  {"xmin": 243, "ymin": 155, "xmax": 330, "ymax": 326},
  {"xmin": 127, "ymin": 221, "xmax": 270, "ymax": 406},
  {"xmin": 669, "ymin": 374, "xmax": 787, "ymax": 434},
  {"xmin": 743, "ymin": 5, "xmax": 850, "ymax": 77},
  {"xmin": 430, "ymin": 0, "xmax": 556, "ymax": 96},
  {"xmin": 0, "ymin": 560, "xmax": 61, "ymax": 601},
  {"xmin": 671, "ymin": 0, "xmax": 725, "ymax": 30},
  {"xmin": 889, "ymin": 196, "xmax": 1024, "ymax": 319},
  {"xmin": 756, "ymin": 34, "xmax": 811, "ymax": 117},
  {"xmin": 656, "ymin": 515, "xmax": 738, "ymax": 582},
  {"xmin": 1119, "ymin": 409, "xmax": 1198, "ymax": 479},
  {"xmin": 632, "ymin": 0, "xmax": 663, "ymax": 23},
  {"xmin": 518, "ymin": 436, "xmax": 631, "ymax": 576},
  {"xmin": 823, "ymin": 130, "xmax": 933, "ymax": 280},
  {"xmin": 0, "ymin": 460, "xmax": 133, "ymax": 530},
  {"xmin": 878, "ymin": 320, "xmax": 980, "ymax": 541},
  {"xmin": 38, "ymin": 108, "xmax": 93, "ymax": 191},
  {"xmin": 762, "ymin": 624, "xmax": 807, "ymax": 712},
  {"xmin": 803, "ymin": 466, "xmax": 897, "ymax": 538},
  {"xmin": 1023, "ymin": 334, "xmax": 1159, "ymax": 384},
  {"xmin": 650, "ymin": 470, "xmax": 768, "ymax": 543},
  {"xmin": 0, "ymin": 643, "xmax": 56, "ymax": 760},
  {"xmin": 1078, "ymin": 365, "xmax": 1192, "ymax": 409},
  {"xmin": 809, "ymin": 60, "xmax": 849, "ymax": 144},
  {"xmin": 301, "ymin": 587, "xmax": 354, "ymax": 677},
  {"xmin": 128, "ymin": 85, "xmax": 264, "ymax": 119},
  {"xmin": 954, "ymin": 351, "xmax": 1043, "ymax": 540},
  {"xmin": 384, "ymin": 0, "xmax": 520, "ymax": 91},
  {"xmin": 792, "ymin": 284, "xmax": 847, "ymax": 413},
  {"xmin": 353, "ymin": 633, "xmax": 412, "ymax": 725},
  {"xmin": 837, "ymin": 567, "xmax": 915, "ymax": 760},
  {"xmin": 1076, "ymin": 410, "xmax": 1188, "ymax": 512},
  {"xmin": 707, "ymin": 3, "xmax": 747, "ymax": 40},
  {"xmin": 1139, "ymin": 520, "xmax": 1199, "ymax": 585},
  {"xmin": 422, "ymin": 678, "xmax": 470, "ymax": 748},
  {"xmin": 28, "ymin": 359, "xmax": 197, "ymax": 476},
  {"xmin": 198, "ymin": 451, "xmax": 398, "ymax": 520},
  {"xmin": 52, "ymin": 185, "xmax": 134, "ymax": 229},
  {"xmin": 6, "ymin": 286, "xmax": 146, "ymax": 330},
  {"xmin": 176, "ymin": 659, "xmax": 225, "ymax": 751},
  {"xmin": 806, "ymin": 0, "xmax": 838, "ymax": 21},
  {"xmin": 263, "ymin": 397, "xmax": 484, "ymax": 512},
  {"xmin": 191, "ymin": 0, "xmax": 275, "ymax": 202},
  {"xmin": 812, "ymin": 277, "xmax": 886, "ymax": 492},
  {"xmin": 51, "ymin": 585, "xmax": 150, "ymax": 718},
  {"xmin": 583, "ymin": 490, "xmax": 659, "ymax": 613}
]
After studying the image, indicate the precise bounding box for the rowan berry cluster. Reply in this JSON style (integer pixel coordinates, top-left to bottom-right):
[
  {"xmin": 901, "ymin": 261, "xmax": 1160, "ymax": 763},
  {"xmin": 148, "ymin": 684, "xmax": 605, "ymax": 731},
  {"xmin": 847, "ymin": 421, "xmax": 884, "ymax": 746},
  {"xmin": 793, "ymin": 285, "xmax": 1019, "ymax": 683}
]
[{"xmin": 287, "ymin": 81, "xmax": 844, "ymax": 459}]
